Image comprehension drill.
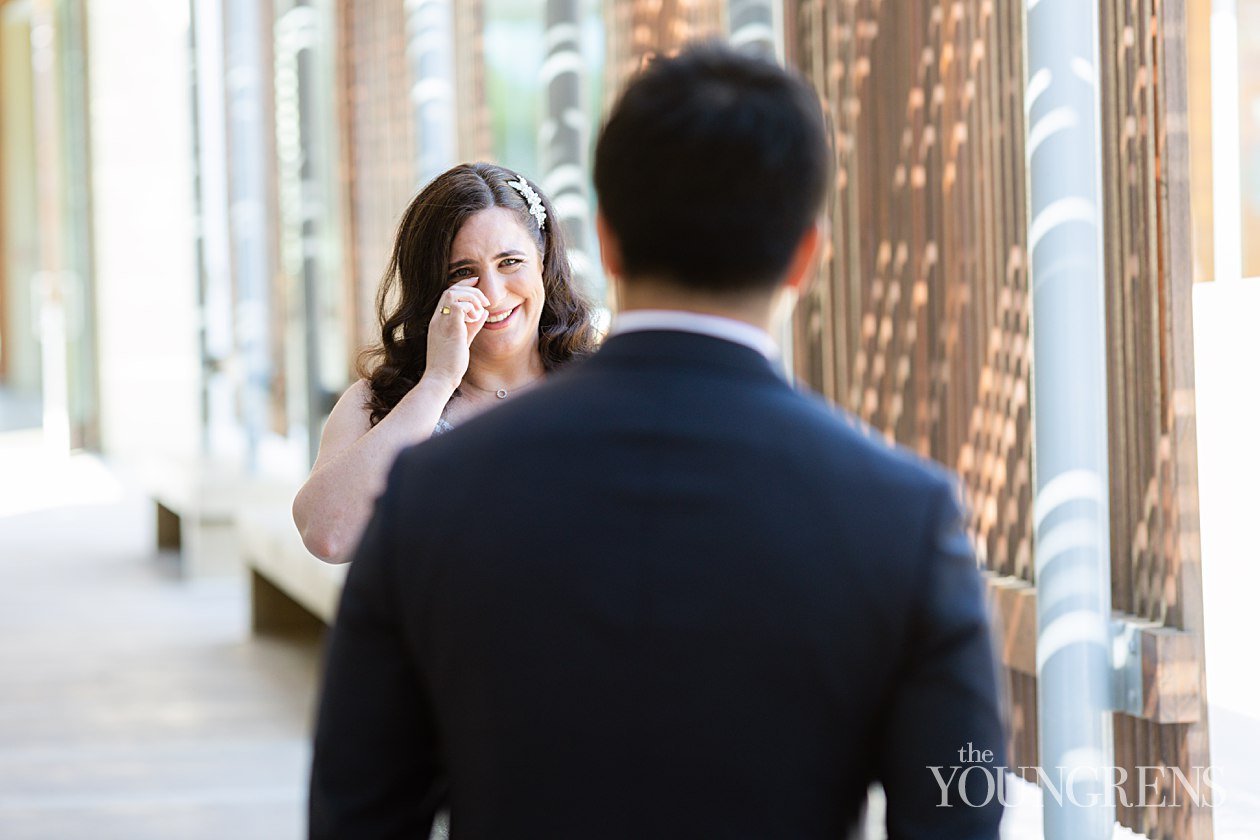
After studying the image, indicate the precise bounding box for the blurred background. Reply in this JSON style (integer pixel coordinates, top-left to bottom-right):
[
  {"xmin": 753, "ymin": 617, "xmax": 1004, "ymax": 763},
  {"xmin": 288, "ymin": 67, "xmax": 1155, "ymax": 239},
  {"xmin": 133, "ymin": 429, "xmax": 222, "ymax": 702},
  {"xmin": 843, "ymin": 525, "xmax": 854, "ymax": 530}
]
[{"xmin": 0, "ymin": 0, "xmax": 1258, "ymax": 838}]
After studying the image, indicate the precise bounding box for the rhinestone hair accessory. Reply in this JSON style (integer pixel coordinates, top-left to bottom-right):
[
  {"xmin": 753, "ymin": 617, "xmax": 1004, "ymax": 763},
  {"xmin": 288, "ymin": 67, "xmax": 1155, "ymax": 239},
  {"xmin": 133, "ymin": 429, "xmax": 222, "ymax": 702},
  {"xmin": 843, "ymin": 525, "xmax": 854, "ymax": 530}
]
[{"xmin": 507, "ymin": 176, "xmax": 547, "ymax": 231}]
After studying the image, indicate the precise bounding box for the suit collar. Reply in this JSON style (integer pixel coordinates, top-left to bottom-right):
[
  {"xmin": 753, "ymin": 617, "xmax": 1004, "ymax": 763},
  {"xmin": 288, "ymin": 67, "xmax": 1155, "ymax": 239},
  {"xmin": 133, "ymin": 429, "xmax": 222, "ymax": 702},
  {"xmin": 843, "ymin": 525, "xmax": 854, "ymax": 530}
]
[
  {"xmin": 590, "ymin": 329, "xmax": 789, "ymax": 383},
  {"xmin": 609, "ymin": 310, "xmax": 780, "ymax": 360}
]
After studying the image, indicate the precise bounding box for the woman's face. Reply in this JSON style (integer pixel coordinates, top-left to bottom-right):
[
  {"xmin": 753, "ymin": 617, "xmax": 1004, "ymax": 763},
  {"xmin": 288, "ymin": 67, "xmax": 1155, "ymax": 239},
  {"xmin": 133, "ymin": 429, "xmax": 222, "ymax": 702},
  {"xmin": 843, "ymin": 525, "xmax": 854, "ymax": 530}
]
[{"xmin": 447, "ymin": 206, "xmax": 546, "ymax": 363}]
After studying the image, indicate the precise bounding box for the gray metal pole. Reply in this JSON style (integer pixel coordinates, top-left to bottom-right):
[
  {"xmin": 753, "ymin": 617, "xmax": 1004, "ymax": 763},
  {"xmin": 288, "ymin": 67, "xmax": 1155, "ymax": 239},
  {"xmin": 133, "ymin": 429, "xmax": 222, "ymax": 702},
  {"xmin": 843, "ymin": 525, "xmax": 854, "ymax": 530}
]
[
  {"xmin": 1024, "ymin": 0, "xmax": 1115, "ymax": 837},
  {"xmin": 224, "ymin": 0, "xmax": 275, "ymax": 471},
  {"xmin": 726, "ymin": 0, "xmax": 791, "ymax": 369},
  {"xmin": 191, "ymin": 0, "xmax": 238, "ymax": 460},
  {"xmin": 727, "ymin": 0, "xmax": 778, "ymax": 62},
  {"xmin": 405, "ymin": 0, "xmax": 458, "ymax": 186},
  {"xmin": 540, "ymin": 0, "xmax": 594, "ymax": 295}
]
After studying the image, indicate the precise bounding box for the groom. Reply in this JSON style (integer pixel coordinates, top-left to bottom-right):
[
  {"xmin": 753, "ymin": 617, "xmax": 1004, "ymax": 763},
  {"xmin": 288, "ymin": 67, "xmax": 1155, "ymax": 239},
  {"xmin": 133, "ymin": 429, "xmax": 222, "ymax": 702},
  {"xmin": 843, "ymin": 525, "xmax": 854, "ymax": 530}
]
[{"xmin": 310, "ymin": 44, "xmax": 1005, "ymax": 839}]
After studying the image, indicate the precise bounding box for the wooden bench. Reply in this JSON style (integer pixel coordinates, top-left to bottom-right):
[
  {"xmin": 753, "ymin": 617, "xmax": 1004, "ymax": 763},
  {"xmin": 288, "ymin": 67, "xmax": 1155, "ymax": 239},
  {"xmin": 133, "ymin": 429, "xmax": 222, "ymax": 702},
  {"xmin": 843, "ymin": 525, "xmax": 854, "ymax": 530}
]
[
  {"xmin": 237, "ymin": 496, "xmax": 346, "ymax": 635},
  {"xmin": 133, "ymin": 457, "xmax": 245, "ymax": 577},
  {"xmin": 132, "ymin": 455, "xmax": 343, "ymax": 634}
]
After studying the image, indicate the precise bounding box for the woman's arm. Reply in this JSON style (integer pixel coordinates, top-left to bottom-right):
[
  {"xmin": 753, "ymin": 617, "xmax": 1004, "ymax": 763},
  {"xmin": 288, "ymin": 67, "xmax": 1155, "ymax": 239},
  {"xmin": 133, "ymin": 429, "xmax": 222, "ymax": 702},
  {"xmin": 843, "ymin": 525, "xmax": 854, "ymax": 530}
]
[
  {"xmin": 295, "ymin": 278, "xmax": 489, "ymax": 562},
  {"xmin": 292, "ymin": 375, "xmax": 455, "ymax": 563}
]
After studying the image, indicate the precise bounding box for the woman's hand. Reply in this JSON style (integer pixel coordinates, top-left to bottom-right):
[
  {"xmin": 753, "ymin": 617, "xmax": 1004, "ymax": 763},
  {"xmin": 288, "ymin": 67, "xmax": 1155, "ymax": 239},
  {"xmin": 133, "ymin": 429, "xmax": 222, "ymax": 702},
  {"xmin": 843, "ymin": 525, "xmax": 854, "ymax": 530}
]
[{"xmin": 424, "ymin": 278, "xmax": 491, "ymax": 391}]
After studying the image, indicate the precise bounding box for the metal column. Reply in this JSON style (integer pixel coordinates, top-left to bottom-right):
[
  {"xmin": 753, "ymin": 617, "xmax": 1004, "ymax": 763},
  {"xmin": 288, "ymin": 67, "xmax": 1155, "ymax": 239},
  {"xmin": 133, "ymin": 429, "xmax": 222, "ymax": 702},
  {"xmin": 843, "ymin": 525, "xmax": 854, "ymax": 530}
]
[
  {"xmin": 404, "ymin": 0, "xmax": 458, "ymax": 187},
  {"xmin": 541, "ymin": 0, "xmax": 594, "ymax": 294},
  {"xmin": 1024, "ymin": 0, "xmax": 1115, "ymax": 836},
  {"xmin": 727, "ymin": 0, "xmax": 778, "ymax": 62},
  {"xmin": 224, "ymin": 0, "xmax": 275, "ymax": 471}
]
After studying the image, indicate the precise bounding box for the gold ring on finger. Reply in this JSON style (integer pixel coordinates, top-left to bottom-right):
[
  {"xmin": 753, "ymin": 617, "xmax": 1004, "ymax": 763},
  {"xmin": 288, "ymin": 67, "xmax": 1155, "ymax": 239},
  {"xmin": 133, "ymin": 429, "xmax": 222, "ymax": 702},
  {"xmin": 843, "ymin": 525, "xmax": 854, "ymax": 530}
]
[{"xmin": 441, "ymin": 306, "xmax": 452, "ymax": 315}]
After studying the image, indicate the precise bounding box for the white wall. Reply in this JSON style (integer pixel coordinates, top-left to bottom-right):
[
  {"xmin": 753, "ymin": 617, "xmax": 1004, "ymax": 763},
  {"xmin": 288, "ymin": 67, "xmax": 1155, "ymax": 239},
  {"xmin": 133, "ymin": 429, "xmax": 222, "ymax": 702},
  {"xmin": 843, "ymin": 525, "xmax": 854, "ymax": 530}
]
[
  {"xmin": 1195, "ymin": 277, "xmax": 1260, "ymax": 718},
  {"xmin": 87, "ymin": 1, "xmax": 201, "ymax": 463},
  {"xmin": 1194, "ymin": 276, "xmax": 1260, "ymax": 837}
]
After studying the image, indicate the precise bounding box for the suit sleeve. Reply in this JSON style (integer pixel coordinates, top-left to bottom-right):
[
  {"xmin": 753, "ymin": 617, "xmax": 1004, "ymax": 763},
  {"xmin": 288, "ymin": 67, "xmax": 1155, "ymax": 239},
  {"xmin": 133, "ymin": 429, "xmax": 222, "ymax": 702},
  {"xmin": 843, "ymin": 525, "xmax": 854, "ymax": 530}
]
[
  {"xmin": 876, "ymin": 481, "xmax": 1006, "ymax": 840},
  {"xmin": 308, "ymin": 457, "xmax": 442, "ymax": 839}
]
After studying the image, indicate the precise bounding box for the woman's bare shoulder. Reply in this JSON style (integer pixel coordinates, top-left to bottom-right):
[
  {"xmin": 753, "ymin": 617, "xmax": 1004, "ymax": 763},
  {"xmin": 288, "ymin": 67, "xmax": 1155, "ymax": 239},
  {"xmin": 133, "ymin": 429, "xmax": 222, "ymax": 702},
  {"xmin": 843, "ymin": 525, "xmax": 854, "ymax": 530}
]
[
  {"xmin": 339, "ymin": 378, "xmax": 373, "ymax": 404},
  {"xmin": 329, "ymin": 378, "xmax": 374, "ymax": 421},
  {"xmin": 312, "ymin": 379, "xmax": 375, "ymax": 467}
]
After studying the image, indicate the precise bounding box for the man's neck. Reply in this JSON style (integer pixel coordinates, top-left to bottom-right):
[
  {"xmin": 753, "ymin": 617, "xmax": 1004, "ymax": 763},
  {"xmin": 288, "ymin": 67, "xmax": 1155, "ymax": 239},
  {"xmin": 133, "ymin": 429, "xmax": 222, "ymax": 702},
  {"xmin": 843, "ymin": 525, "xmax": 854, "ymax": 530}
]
[{"xmin": 615, "ymin": 277, "xmax": 783, "ymax": 334}]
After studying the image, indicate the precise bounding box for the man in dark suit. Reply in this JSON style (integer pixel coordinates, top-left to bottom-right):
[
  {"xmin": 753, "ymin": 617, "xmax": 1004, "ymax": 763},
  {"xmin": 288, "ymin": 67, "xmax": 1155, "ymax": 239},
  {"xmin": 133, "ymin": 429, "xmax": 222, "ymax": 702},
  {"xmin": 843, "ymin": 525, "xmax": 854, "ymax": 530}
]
[{"xmin": 310, "ymin": 44, "xmax": 1005, "ymax": 839}]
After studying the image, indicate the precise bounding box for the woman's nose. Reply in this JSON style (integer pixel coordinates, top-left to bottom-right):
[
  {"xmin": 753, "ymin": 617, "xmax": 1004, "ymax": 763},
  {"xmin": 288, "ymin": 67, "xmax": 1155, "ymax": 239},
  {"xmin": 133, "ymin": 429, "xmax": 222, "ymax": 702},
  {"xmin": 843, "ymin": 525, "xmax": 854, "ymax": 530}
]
[{"xmin": 476, "ymin": 271, "xmax": 505, "ymax": 307}]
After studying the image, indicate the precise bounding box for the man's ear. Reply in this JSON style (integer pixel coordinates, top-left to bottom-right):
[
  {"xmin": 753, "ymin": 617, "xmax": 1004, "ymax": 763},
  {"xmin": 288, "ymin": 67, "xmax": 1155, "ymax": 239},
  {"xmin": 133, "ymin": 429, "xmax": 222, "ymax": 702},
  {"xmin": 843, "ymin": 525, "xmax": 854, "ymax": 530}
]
[
  {"xmin": 783, "ymin": 219, "xmax": 824, "ymax": 296},
  {"xmin": 595, "ymin": 210, "xmax": 624, "ymax": 280}
]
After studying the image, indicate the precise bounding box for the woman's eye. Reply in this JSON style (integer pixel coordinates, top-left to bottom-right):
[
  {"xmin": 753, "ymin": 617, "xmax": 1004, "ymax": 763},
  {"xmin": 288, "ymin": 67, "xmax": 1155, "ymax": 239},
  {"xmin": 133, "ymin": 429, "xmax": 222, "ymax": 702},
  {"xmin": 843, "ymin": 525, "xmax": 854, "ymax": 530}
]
[
  {"xmin": 449, "ymin": 267, "xmax": 474, "ymax": 280},
  {"xmin": 500, "ymin": 258, "xmax": 521, "ymax": 269}
]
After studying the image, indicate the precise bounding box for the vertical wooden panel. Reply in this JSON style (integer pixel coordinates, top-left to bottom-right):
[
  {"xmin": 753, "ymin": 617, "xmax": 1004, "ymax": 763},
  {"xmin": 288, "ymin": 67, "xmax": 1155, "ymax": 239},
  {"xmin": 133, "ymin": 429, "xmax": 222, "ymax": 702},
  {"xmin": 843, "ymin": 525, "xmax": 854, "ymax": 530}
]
[
  {"xmin": 454, "ymin": 0, "xmax": 492, "ymax": 163},
  {"xmin": 603, "ymin": 0, "xmax": 726, "ymax": 101},
  {"xmin": 1154, "ymin": 0, "xmax": 1213, "ymax": 835},
  {"xmin": 787, "ymin": 1, "xmax": 1211, "ymax": 836},
  {"xmin": 786, "ymin": 0, "xmax": 1032, "ymax": 581},
  {"xmin": 337, "ymin": 0, "xmax": 488, "ymax": 363},
  {"xmin": 338, "ymin": 0, "xmax": 415, "ymax": 353},
  {"xmin": 1183, "ymin": 0, "xmax": 1212, "ymax": 282},
  {"xmin": 1100, "ymin": 1, "xmax": 1212, "ymax": 832}
]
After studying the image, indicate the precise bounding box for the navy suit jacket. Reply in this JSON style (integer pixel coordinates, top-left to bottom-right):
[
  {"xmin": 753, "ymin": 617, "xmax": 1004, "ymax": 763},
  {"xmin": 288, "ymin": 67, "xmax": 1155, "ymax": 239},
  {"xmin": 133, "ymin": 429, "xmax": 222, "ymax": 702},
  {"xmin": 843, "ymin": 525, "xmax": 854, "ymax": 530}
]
[{"xmin": 309, "ymin": 329, "xmax": 1005, "ymax": 839}]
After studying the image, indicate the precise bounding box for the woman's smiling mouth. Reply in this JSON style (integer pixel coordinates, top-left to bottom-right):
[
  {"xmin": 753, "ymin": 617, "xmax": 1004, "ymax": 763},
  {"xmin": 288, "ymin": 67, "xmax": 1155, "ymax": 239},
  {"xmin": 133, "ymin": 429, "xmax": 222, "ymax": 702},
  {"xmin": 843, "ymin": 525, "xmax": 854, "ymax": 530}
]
[{"xmin": 482, "ymin": 305, "xmax": 519, "ymax": 329}]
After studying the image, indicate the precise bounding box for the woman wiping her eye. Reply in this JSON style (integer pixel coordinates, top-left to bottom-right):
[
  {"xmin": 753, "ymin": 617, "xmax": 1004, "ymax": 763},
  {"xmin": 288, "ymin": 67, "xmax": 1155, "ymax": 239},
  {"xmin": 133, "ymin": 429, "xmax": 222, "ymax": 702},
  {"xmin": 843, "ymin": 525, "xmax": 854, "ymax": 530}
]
[{"xmin": 292, "ymin": 162, "xmax": 599, "ymax": 563}]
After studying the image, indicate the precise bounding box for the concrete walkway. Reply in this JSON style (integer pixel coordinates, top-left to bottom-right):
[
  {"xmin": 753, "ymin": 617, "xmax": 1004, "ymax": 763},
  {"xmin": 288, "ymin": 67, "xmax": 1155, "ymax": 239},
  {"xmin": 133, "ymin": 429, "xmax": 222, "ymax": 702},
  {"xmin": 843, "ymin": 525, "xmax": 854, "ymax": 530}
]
[{"xmin": 0, "ymin": 431, "xmax": 320, "ymax": 840}]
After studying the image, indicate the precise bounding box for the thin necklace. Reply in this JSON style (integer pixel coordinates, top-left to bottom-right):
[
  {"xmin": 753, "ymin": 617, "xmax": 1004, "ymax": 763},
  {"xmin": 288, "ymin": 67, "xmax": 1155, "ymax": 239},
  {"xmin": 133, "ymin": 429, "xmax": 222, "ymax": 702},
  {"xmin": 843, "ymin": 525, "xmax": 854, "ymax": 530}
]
[{"xmin": 462, "ymin": 373, "xmax": 544, "ymax": 400}]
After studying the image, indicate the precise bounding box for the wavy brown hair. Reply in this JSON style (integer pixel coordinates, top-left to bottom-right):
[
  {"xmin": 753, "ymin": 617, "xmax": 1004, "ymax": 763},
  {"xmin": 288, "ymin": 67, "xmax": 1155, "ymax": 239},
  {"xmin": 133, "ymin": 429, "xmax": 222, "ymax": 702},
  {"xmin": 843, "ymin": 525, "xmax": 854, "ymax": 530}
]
[{"xmin": 358, "ymin": 163, "xmax": 599, "ymax": 426}]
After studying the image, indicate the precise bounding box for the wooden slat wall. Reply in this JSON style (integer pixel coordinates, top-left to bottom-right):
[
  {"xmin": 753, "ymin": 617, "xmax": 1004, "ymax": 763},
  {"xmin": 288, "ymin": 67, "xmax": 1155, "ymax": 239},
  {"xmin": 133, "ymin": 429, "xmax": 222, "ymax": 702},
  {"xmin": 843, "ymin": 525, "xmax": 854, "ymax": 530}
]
[
  {"xmin": 337, "ymin": 0, "xmax": 417, "ymax": 354},
  {"xmin": 785, "ymin": 2, "xmax": 1211, "ymax": 837},
  {"xmin": 454, "ymin": 0, "xmax": 492, "ymax": 165},
  {"xmin": 1101, "ymin": 0, "xmax": 1213, "ymax": 836},
  {"xmin": 603, "ymin": 0, "xmax": 726, "ymax": 104},
  {"xmin": 337, "ymin": 0, "xmax": 488, "ymax": 361},
  {"xmin": 1184, "ymin": 0, "xmax": 1212, "ymax": 283},
  {"xmin": 786, "ymin": 0, "xmax": 1034, "ymax": 579}
]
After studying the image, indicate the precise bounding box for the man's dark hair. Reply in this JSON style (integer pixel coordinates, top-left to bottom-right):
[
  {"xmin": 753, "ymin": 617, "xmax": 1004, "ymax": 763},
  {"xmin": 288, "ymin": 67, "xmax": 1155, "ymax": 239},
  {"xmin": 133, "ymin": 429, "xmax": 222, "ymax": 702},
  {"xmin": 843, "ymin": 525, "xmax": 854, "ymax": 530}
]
[{"xmin": 593, "ymin": 42, "xmax": 830, "ymax": 292}]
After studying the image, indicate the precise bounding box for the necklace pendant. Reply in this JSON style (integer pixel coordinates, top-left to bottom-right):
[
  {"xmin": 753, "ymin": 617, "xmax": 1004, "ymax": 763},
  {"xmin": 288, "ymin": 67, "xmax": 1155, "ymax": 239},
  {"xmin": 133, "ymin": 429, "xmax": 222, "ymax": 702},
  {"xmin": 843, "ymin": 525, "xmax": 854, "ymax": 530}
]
[{"xmin": 496, "ymin": 388, "xmax": 508, "ymax": 399}]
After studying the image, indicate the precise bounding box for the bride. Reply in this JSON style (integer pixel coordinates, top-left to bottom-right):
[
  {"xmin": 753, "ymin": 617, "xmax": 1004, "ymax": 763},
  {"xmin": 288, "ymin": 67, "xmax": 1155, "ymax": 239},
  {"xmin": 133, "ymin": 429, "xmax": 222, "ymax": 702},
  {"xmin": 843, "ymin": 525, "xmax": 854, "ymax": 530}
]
[{"xmin": 293, "ymin": 162, "xmax": 599, "ymax": 563}]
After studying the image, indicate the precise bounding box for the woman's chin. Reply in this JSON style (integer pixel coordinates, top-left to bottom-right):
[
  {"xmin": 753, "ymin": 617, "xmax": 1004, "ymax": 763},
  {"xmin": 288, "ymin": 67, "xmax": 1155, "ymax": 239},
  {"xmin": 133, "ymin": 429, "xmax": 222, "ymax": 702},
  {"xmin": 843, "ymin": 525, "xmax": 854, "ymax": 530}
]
[{"xmin": 471, "ymin": 322, "xmax": 539, "ymax": 361}]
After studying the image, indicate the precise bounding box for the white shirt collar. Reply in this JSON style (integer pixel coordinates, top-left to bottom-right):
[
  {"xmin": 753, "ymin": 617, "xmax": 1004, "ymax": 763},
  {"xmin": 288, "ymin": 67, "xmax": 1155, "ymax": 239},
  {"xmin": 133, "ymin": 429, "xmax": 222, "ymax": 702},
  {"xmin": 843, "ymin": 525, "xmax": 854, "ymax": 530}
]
[{"xmin": 607, "ymin": 309, "xmax": 780, "ymax": 359}]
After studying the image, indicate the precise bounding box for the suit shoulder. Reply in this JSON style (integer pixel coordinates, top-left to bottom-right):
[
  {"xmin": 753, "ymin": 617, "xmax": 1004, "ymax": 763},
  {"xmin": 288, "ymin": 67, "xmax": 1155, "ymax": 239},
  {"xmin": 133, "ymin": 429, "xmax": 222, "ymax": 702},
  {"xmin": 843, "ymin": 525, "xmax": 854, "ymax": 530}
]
[
  {"xmin": 388, "ymin": 429, "xmax": 467, "ymax": 493},
  {"xmin": 783, "ymin": 387, "xmax": 958, "ymax": 499}
]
